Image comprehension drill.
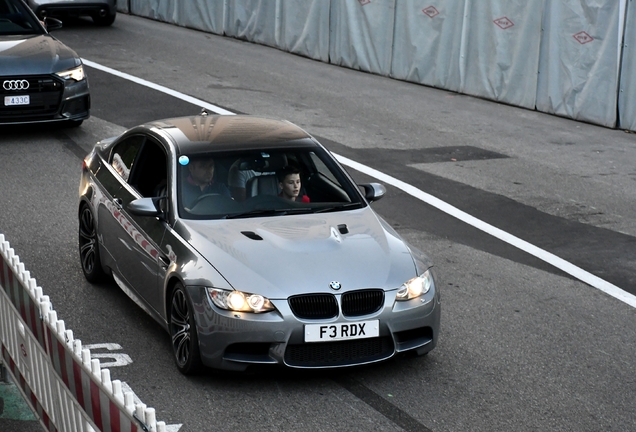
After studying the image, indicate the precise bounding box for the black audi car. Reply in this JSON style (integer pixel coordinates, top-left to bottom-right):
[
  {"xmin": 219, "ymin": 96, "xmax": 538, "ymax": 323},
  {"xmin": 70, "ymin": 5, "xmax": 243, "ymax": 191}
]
[{"xmin": 0, "ymin": 0, "xmax": 90, "ymax": 126}]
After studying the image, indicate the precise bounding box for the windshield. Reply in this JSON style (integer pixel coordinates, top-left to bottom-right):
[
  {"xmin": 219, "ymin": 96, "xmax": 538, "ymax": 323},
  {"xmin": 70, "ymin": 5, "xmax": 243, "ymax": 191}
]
[
  {"xmin": 177, "ymin": 146, "xmax": 366, "ymax": 220},
  {"xmin": 0, "ymin": 0, "xmax": 43, "ymax": 36}
]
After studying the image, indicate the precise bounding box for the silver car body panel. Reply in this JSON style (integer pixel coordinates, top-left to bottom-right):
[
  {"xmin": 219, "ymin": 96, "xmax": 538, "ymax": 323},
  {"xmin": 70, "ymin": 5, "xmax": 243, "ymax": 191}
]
[{"xmin": 178, "ymin": 210, "xmax": 416, "ymax": 298}]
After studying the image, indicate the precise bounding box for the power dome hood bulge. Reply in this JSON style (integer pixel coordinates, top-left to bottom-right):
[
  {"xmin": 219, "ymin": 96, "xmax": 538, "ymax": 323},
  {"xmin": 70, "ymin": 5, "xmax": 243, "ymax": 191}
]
[
  {"xmin": 0, "ymin": 35, "xmax": 81, "ymax": 75},
  {"xmin": 178, "ymin": 209, "xmax": 418, "ymax": 298}
]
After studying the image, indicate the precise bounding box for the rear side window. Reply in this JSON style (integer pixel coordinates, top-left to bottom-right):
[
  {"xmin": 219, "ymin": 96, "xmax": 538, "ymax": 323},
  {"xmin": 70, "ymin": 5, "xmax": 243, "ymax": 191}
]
[{"xmin": 110, "ymin": 136, "xmax": 144, "ymax": 181}]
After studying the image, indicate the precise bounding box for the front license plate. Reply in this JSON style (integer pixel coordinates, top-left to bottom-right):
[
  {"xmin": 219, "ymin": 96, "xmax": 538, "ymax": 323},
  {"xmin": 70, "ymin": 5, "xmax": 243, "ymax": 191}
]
[
  {"xmin": 4, "ymin": 95, "xmax": 30, "ymax": 106},
  {"xmin": 305, "ymin": 320, "xmax": 379, "ymax": 342}
]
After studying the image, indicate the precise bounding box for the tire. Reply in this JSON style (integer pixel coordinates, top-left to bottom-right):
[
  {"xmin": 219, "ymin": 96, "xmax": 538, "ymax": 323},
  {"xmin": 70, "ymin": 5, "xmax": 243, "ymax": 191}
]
[
  {"xmin": 67, "ymin": 119, "xmax": 83, "ymax": 128},
  {"xmin": 170, "ymin": 283, "xmax": 202, "ymax": 374},
  {"xmin": 78, "ymin": 205, "xmax": 105, "ymax": 282},
  {"xmin": 92, "ymin": 13, "xmax": 116, "ymax": 26}
]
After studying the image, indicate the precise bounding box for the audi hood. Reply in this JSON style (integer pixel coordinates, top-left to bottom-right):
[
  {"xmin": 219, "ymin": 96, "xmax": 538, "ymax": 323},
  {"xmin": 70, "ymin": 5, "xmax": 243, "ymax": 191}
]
[
  {"xmin": 176, "ymin": 208, "xmax": 422, "ymax": 298},
  {"xmin": 0, "ymin": 34, "xmax": 81, "ymax": 75}
]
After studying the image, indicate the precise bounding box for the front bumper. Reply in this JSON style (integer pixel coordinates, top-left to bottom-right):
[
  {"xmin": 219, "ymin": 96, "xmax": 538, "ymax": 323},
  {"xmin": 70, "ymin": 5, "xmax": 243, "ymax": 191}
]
[{"xmin": 189, "ymin": 284, "xmax": 441, "ymax": 371}]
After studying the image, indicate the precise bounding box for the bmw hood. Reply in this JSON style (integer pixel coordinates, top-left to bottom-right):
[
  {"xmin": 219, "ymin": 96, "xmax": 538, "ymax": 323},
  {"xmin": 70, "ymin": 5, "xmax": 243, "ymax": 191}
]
[
  {"xmin": 0, "ymin": 35, "xmax": 81, "ymax": 75},
  {"xmin": 178, "ymin": 208, "xmax": 419, "ymax": 299}
]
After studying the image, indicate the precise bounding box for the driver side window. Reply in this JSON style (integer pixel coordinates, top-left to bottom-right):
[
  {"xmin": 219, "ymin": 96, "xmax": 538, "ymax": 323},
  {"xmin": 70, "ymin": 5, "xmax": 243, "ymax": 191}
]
[
  {"xmin": 111, "ymin": 135, "xmax": 168, "ymax": 198},
  {"xmin": 128, "ymin": 139, "xmax": 168, "ymax": 198}
]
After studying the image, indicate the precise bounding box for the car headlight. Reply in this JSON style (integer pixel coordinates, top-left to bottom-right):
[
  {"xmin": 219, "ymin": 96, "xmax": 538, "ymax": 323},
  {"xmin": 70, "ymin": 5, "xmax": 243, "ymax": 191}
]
[
  {"xmin": 396, "ymin": 269, "xmax": 433, "ymax": 301},
  {"xmin": 207, "ymin": 288, "xmax": 275, "ymax": 313},
  {"xmin": 56, "ymin": 65, "xmax": 85, "ymax": 82}
]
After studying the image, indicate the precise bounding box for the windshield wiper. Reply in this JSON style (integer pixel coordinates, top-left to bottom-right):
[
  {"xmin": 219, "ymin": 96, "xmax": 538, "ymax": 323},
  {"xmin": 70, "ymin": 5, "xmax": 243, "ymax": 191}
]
[
  {"xmin": 314, "ymin": 203, "xmax": 362, "ymax": 213},
  {"xmin": 225, "ymin": 207, "xmax": 313, "ymax": 219}
]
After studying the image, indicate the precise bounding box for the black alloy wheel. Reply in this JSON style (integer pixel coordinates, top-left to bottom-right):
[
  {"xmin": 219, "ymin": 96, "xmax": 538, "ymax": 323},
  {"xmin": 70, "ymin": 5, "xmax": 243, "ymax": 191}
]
[
  {"xmin": 78, "ymin": 205, "xmax": 105, "ymax": 282},
  {"xmin": 170, "ymin": 283, "xmax": 202, "ymax": 374}
]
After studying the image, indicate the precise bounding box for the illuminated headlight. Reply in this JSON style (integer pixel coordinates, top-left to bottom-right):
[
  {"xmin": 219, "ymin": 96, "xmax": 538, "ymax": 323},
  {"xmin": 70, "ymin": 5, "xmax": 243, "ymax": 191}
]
[
  {"xmin": 56, "ymin": 65, "xmax": 85, "ymax": 82},
  {"xmin": 396, "ymin": 269, "xmax": 433, "ymax": 301},
  {"xmin": 207, "ymin": 288, "xmax": 274, "ymax": 313}
]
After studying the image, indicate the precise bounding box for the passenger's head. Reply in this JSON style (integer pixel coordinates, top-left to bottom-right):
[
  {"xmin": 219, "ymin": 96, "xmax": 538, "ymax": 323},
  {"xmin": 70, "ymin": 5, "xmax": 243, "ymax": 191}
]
[{"xmin": 277, "ymin": 165, "xmax": 302, "ymax": 200}]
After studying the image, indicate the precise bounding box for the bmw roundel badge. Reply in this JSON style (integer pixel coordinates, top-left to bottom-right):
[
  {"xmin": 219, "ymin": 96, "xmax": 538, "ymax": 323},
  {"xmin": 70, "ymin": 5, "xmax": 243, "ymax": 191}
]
[{"xmin": 329, "ymin": 281, "xmax": 342, "ymax": 290}]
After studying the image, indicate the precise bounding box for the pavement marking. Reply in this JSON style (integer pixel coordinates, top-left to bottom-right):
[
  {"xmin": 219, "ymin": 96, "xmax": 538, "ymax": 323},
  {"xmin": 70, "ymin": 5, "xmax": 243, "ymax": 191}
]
[
  {"xmin": 81, "ymin": 59, "xmax": 235, "ymax": 116},
  {"xmin": 336, "ymin": 155, "xmax": 636, "ymax": 308},
  {"xmin": 81, "ymin": 59, "xmax": 636, "ymax": 309}
]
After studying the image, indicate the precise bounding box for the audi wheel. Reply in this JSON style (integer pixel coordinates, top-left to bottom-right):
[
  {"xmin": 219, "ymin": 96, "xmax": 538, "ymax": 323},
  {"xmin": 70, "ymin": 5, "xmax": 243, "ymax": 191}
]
[
  {"xmin": 78, "ymin": 205, "xmax": 105, "ymax": 282},
  {"xmin": 170, "ymin": 283, "xmax": 202, "ymax": 375}
]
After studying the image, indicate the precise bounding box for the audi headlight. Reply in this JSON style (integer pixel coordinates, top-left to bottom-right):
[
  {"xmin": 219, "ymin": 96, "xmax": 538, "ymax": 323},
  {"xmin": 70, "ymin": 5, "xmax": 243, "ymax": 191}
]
[
  {"xmin": 396, "ymin": 269, "xmax": 433, "ymax": 301},
  {"xmin": 207, "ymin": 288, "xmax": 275, "ymax": 313},
  {"xmin": 56, "ymin": 65, "xmax": 85, "ymax": 82}
]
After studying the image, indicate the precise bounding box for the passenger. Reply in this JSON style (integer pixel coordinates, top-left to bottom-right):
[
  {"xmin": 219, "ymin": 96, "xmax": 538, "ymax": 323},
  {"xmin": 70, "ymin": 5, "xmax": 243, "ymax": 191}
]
[
  {"xmin": 182, "ymin": 156, "xmax": 231, "ymax": 208},
  {"xmin": 277, "ymin": 165, "xmax": 310, "ymax": 203}
]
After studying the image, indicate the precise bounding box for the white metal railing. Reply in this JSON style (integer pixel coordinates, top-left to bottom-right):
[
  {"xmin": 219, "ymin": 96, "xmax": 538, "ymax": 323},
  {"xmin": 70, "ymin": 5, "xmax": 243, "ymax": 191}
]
[{"xmin": 0, "ymin": 233, "xmax": 167, "ymax": 432}]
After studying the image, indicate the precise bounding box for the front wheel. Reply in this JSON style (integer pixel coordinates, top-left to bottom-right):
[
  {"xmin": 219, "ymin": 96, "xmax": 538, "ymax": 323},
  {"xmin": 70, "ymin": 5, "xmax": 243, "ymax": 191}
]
[
  {"xmin": 78, "ymin": 205, "xmax": 105, "ymax": 283},
  {"xmin": 170, "ymin": 283, "xmax": 202, "ymax": 374}
]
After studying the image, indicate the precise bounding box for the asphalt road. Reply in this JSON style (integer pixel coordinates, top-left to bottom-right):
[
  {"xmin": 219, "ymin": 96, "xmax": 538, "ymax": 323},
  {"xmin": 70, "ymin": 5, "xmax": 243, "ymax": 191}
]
[{"xmin": 1, "ymin": 13, "xmax": 635, "ymax": 432}]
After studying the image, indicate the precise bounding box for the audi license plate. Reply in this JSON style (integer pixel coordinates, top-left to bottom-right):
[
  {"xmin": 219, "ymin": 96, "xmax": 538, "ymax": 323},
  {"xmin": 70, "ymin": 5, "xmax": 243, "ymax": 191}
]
[
  {"xmin": 4, "ymin": 95, "xmax": 30, "ymax": 106},
  {"xmin": 305, "ymin": 320, "xmax": 379, "ymax": 342}
]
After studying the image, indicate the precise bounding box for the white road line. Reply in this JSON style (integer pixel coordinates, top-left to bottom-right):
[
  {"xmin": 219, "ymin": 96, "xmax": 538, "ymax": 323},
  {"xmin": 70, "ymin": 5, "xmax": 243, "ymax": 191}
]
[
  {"xmin": 336, "ymin": 155, "xmax": 636, "ymax": 308},
  {"xmin": 82, "ymin": 59, "xmax": 636, "ymax": 309},
  {"xmin": 81, "ymin": 59, "xmax": 235, "ymax": 116}
]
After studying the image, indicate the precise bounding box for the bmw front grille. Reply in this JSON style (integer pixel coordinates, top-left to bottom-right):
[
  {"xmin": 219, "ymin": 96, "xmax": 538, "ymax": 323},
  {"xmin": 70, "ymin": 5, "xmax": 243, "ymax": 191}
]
[{"xmin": 288, "ymin": 289, "xmax": 385, "ymax": 320}]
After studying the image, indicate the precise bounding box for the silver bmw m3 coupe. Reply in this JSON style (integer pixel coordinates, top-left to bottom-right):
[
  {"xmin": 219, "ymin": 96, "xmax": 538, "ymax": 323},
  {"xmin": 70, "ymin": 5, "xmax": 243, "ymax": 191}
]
[{"xmin": 78, "ymin": 114, "xmax": 441, "ymax": 373}]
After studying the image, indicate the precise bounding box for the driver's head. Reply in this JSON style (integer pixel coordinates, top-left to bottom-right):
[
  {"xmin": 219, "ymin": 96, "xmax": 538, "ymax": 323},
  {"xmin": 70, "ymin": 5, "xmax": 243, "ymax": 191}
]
[{"xmin": 189, "ymin": 158, "xmax": 215, "ymax": 185}]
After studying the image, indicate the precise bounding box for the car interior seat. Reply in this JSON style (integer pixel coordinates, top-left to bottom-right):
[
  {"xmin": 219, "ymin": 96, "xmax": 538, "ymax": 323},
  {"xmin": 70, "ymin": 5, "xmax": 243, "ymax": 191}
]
[{"xmin": 244, "ymin": 154, "xmax": 288, "ymax": 198}]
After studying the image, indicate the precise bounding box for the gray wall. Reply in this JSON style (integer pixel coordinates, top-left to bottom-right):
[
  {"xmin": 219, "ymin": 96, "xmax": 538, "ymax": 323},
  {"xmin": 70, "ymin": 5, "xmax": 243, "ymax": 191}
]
[{"xmin": 118, "ymin": 0, "xmax": 634, "ymax": 131}]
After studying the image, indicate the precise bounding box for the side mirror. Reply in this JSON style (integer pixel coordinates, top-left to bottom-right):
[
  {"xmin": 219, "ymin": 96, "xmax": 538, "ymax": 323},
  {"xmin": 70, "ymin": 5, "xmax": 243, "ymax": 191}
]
[
  {"xmin": 359, "ymin": 183, "xmax": 386, "ymax": 203},
  {"xmin": 44, "ymin": 17, "xmax": 63, "ymax": 31},
  {"xmin": 127, "ymin": 197, "xmax": 162, "ymax": 217}
]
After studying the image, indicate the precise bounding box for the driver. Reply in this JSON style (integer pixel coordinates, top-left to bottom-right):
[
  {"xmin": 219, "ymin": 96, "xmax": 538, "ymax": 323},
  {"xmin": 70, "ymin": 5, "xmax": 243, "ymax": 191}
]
[{"xmin": 182, "ymin": 157, "xmax": 231, "ymax": 208}]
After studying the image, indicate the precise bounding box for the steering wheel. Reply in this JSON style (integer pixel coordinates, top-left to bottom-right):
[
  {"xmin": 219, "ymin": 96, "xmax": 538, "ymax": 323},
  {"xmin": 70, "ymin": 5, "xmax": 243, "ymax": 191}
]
[{"xmin": 190, "ymin": 193, "xmax": 221, "ymax": 207}]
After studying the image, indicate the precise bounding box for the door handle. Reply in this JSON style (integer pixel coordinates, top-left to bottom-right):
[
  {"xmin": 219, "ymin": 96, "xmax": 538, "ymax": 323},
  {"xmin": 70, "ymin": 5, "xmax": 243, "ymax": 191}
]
[{"xmin": 158, "ymin": 256, "xmax": 170, "ymax": 268}]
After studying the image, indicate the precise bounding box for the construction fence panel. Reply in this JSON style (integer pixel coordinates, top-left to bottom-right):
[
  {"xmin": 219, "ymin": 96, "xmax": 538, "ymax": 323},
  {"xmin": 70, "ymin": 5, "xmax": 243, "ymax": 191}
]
[
  {"xmin": 279, "ymin": 0, "xmax": 330, "ymax": 61},
  {"xmin": 122, "ymin": 0, "xmax": 634, "ymax": 131},
  {"xmin": 128, "ymin": 0, "xmax": 226, "ymax": 35},
  {"xmin": 224, "ymin": 0, "xmax": 278, "ymax": 47},
  {"xmin": 391, "ymin": 0, "xmax": 466, "ymax": 93},
  {"xmin": 0, "ymin": 234, "xmax": 167, "ymax": 432},
  {"xmin": 536, "ymin": 0, "xmax": 624, "ymax": 128},
  {"xmin": 619, "ymin": 0, "xmax": 636, "ymax": 131},
  {"xmin": 117, "ymin": 1, "xmax": 130, "ymax": 14},
  {"xmin": 328, "ymin": 0, "xmax": 396, "ymax": 76},
  {"xmin": 457, "ymin": 0, "xmax": 543, "ymax": 109}
]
